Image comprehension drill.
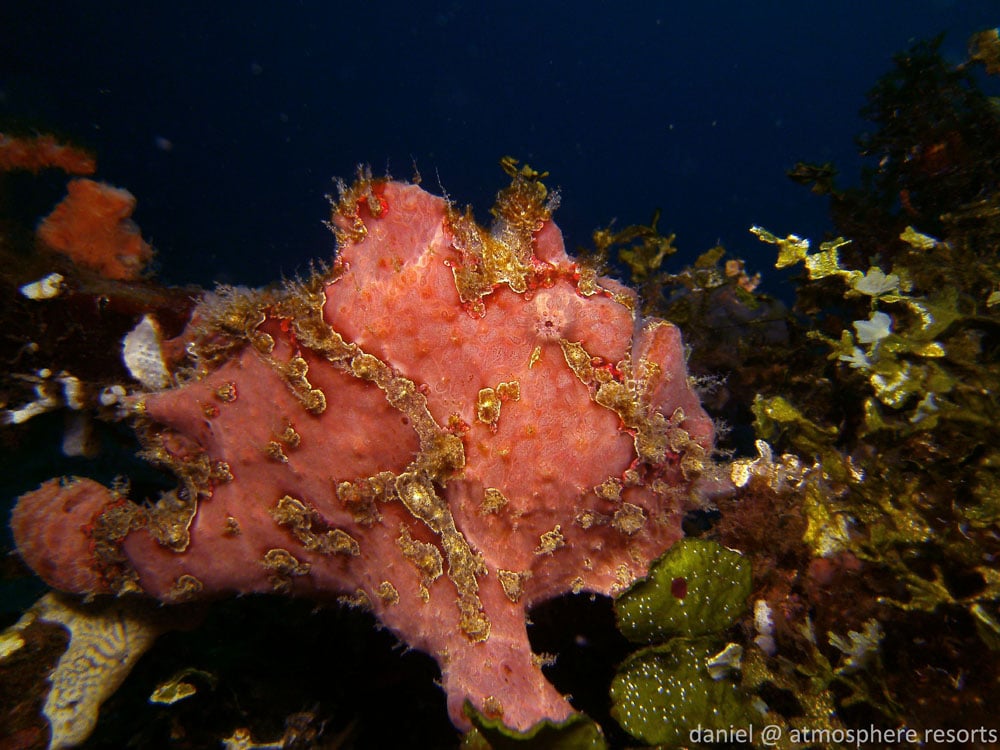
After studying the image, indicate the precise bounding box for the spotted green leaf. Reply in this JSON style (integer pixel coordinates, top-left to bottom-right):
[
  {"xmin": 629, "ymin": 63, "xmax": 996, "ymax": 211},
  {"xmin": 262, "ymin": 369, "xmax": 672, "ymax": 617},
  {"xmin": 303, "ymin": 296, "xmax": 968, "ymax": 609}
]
[
  {"xmin": 615, "ymin": 539, "xmax": 751, "ymax": 642},
  {"xmin": 610, "ymin": 638, "xmax": 750, "ymax": 746}
]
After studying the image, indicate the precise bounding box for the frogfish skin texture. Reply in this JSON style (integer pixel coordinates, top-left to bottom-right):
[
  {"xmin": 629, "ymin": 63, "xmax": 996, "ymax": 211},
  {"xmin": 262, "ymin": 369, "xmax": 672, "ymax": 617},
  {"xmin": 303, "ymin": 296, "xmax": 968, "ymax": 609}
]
[{"xmin": 12, "ymin": 171, "xmax": 714, "ymax": 731}]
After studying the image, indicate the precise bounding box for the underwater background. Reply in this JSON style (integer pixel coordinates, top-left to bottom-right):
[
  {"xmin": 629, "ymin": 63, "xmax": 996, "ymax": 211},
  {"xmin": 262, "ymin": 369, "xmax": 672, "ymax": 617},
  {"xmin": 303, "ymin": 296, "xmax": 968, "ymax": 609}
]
[{"xmin": 1, "ymin": 0, "xmax": 994, "ymax": 287}]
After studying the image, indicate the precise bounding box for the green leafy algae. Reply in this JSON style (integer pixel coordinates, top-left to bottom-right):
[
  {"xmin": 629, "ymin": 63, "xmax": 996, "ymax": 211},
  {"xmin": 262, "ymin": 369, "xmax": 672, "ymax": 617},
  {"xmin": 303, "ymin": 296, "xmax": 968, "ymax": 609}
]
[
  {"xmin": 462, "ymin": 705, "xmax": 607, "ymax": 750},
  {"xmin": 591, "ymin": 210, "xmax": 678, "ymax": 285},
  {"xmin": 615, "ymin": 539, "xmax": 752, "ymax": 642},
  {"xmin": 609, "ymin": 639, "xmax": 750, "ymax": 747},
  {"xmin": 607, "ymin": 541, "xmax": 754, "ymax": 746}
]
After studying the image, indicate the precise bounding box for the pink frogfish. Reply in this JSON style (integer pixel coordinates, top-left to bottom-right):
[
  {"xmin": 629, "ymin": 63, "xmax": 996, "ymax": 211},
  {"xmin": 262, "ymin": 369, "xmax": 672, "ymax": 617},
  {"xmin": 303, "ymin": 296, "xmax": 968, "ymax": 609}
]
[{"xmin": 12, "ymin": 167, "xmax": 714, "ymax": 731}]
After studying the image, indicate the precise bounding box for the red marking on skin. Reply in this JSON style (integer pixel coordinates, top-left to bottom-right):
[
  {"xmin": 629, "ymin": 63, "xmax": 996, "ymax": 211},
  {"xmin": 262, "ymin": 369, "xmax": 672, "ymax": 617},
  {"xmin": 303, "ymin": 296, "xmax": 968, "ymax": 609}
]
[
  {"xmin": 278, "ymin": 319, "xmax": 298, "ymax": 348},
  {"xmin": 671, "ymin": 576, "xmax": 687, "ymax": 599},
  {"xmin": 359, "ymin": 186, "xmax": 389, "ymax": 217}
]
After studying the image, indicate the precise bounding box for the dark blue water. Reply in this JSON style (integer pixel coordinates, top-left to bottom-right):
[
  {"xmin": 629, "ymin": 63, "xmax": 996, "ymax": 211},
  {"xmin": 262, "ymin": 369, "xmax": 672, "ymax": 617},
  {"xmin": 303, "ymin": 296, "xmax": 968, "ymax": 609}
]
[{"xmin": 1, "ymin": 1, "xmax": 995, "ymax": 288}]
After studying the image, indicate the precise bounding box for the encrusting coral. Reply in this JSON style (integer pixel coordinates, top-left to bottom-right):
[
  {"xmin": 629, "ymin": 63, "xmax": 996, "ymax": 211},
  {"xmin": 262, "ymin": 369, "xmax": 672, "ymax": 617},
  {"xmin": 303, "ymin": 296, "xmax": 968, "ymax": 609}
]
[
  {"xmin": 11, "ymin": 163, "xmax": 716, "ymax": 732},
  {"xmin": 37, "ymin": 178, "xmax": 154, "ymax": 280},
  {"xmin": 0, "ymin": 132, "xmax": 96, "ymax": 175},
  {"xmin": 0, "ymin": 593, "xmax": 168, "ymax": 750}
]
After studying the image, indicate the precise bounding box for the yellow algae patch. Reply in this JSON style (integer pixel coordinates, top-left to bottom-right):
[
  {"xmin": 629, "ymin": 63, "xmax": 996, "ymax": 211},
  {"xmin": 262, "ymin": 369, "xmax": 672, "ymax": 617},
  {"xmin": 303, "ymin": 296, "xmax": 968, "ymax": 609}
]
[
  {"xmin": 395, "ymin": 472, "xmax": 490, "ymax": 641},
  {"xmin": 279, "ymin": 356, "xmax": 326, "ymax": 414},
  {"xmin": 496, "ymin": 380, "xmax": 520, "ymax": 402},
  {"xmin": 535, "ymin": 525, "xmax": 566, "ymax": 555},
  {"xmin": 497, "ymin": 569, "xmax": 532, "ymax": 603},
  {"xmin": 576, "ymin": 265, "xmax": 600, "ymax": 296},
  {"xmin": 446, "ymin": 159, "xmax": 555, "ymax": 311},
  {"xmin": 265, "ymin": 440, "xmax": 288, "ymax": 463},
  {"xmin": 477, "ymin": 387, "xmax": 501, "ymax": 427},
  {"xmin": 261, "ymin": 548, "xmax": 311, "ymax": 592},
  {"xmin": 336, "ymin": 477, "xmax": 386, "ymax": 527},
  {"xmin": 557, "ymin": 335, "xmax": 701, "ymax": 471},
  {"xmin": 476, "ymin": 381, "xmax": 519, "ymax": 430},
  {"xmin": 166, "ymin": 574, "xmax": 203, "ymax": 603},
  {"xmin": 211, "ymin": 460, "xmax": 233, "ymax": 483},
  {"xmin": 271, "ymin": 495, "xmax": 361, "ymax": 556},
  {"xmin": 528, "ymin": 345, "xmax": 542, "ymax": 368},
  {"xmin": 575, "ymin": 509, "xmax": 608, "ymax": 530},
  {"xmin": 595, "ymin": 477, "xmax": 623, "ymax": 502},
  {"xmin": 214, "ymin": 381, "xmax": 238, "ymax": 402},
  {"xmin": 397, "ymin": 525, "xmax": 444, "ymax": 602},
  {"xmin": 376, "ymin": 581, "xmax": 400, "ymax": 606},
  {"xmin": 612, "ymin": 503, "xmax": 648, "ymax": 535},
  {"xmin": 278, "ymin": 423, "xmax": 301, "ymax": 448},
  {"xmin": 481, "ymin": 487, "xmax": 509, "ymax": 515},
  {"xmin": 560, "ymin": 340, "xmax": 596, "ymax": 384}
]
